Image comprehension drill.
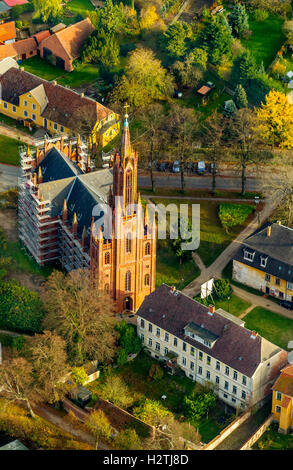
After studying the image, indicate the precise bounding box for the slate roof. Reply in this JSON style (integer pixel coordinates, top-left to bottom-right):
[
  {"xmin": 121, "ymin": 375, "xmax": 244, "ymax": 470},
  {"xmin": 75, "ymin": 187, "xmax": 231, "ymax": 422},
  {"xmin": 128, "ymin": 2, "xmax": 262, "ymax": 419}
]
[
  {"xmin": 137, "ymin": 284, "xmax": 282, "ymax": 377},
  {"xmin": 35, "ymin": 147, "xmax": 83, "ymax": 183},
  {"xmin": 234, "ymin": 223, "xmax": 293, "ymax": 283},
  {"xmin": 0, "ymin": 67, "xmax": 114, "ymax": 130},
  {"xmin": 272, "ymin": 365, "xmax": 293, "ymax": 397},
  {"xmin": 40, "ymin": 18, "xmax": 94, "ymax": 62}
]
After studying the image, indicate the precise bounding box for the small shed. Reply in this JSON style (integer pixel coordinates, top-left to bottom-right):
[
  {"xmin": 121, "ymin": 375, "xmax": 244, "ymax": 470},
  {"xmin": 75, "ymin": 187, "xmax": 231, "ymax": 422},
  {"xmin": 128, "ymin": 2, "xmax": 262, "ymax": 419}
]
[
  {"xmin": 197, "ymin": 85, "xmax": 212, "ymax": 96},
  {"xmin": 70, "ymin": 385, "xmax": 92, "ymax": 407}
]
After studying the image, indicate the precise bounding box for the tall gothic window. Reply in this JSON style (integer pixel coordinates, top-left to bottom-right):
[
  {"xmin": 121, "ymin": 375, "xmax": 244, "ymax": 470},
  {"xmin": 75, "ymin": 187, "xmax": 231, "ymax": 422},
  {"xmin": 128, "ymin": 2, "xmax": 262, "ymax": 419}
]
[
  {"xmin": 104, "ymin": 283, "xmax": 109, "ymax": 294},
  {"xmin": 125, "ymin": 271, "xmax": 131, "ymax": 291},
  {"xmin": 144, "ymin": 274, "xmax": 150, "ymax": 286},
  {"xmin": 126, "ymin": 235, "xmax": 131, "ymax": 253},
  {"xmin": 105, "ymin": 252, "xmax": 110, "ymax": 264},
  {"xmin": 145, "ymin": 242, "xmax": 150, "ymax": 255},
  {"xmin": 125, "ymin": 169, "xmax": 132, "ymax": 207}
]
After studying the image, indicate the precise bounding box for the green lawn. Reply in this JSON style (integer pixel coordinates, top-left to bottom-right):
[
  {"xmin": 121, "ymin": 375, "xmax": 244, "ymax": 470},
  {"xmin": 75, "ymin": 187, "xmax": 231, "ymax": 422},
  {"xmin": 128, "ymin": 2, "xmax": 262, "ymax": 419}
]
[
  {"xmin": 5, "ymin": 241, "xmax": 53, "ymax": 278},
  {"xmin": 242, "ymin": 14, "xmax": 285, "ymax": 68},
  {"xmin": 254, "ymin": 422, "xmax": 293, "ymax": 450},
  {"xmin": 22, "ymin": 56, "xmax": 100, "ymax": 88},
  {"xmin": 140, "ymin": 188, "xmax": 262, "ymax": 200},
  {"xmin": 0, "ymin": 135, "xmax": 21, "ymax": 166},
  {"xmin": 243, "ymin": 307, "xmax": 293, "ymax": 350},
  {"xmin": 195, "ymin": 293, "xmax": 251, "ymax": 318}
]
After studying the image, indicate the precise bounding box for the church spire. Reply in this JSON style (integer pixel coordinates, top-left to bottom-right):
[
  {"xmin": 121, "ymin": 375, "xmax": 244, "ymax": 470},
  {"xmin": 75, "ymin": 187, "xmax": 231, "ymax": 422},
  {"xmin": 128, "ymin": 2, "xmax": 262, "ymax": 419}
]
[{"xmin": 120, "ymin": 103, "xmax": 131, "ymax": 160}]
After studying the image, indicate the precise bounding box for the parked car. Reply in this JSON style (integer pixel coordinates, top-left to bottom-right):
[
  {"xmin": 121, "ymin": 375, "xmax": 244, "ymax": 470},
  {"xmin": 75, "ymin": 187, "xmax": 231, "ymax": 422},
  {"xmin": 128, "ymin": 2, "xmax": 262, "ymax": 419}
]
[
  {"xmin": 159, "ymin": 162, "xmax": 169, "ymax": 172},
  {"xmin": 196, "ymin": 161, "xmax": 206, "ymax": 175},
  {"xmin": 172, "ymin": 160, "xmax": 180, "ymax": 173},
  {"xmin": 279, "ymin": 300, "xmax": 293, "ymax": 310},
  {"xmin": 186, "ymin": 161, "xmax": 194, "ymax": 173}
]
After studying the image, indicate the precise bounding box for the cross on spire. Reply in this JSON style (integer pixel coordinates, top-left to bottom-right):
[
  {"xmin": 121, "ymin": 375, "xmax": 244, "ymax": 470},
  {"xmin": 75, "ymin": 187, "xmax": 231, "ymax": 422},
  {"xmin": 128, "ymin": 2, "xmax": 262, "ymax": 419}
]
[{"xmin": 124, "ymin": 102, "xmax": 129, "ymax": 118}]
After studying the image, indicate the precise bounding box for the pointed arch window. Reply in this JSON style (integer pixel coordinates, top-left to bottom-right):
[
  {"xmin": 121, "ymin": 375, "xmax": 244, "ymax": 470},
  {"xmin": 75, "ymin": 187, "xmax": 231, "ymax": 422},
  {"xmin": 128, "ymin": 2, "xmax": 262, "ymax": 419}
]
[
  {"xmin": 125, "ymin": 169, "xmax": 132, "ymax": 207},
  {"xmin": 144, "ymin": 274, "xmax": 150, "ymax": 286},
  {"xmin": 104, "ymin": 283, "xmax": 110, "ymax": 294},
  {"xmin": 126, "ymin": 235, "xmax": 132, "ymax": 253},
  {"xmin": 105, "ymin": 252, "xmax": 110, "ymax": 264},
  {"xmin": 125, "ymin": 271, "xmax": 131, "ymax": 292},
  {"xmin": 145, "ymin": 242, "xmax": 150, "ymax": 255}
]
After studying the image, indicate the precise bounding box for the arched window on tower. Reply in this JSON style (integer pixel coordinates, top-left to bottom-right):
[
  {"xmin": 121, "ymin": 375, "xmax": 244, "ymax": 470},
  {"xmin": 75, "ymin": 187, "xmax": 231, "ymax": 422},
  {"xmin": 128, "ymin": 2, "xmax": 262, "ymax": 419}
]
[
  {"xmin": 125, "ymin": 271, "xmax": 131, "ymax": 292},
  {"xmin": 144, "ymin": 274, "xmax": 150, "ymax": 286},
  {"xmin": 105, "ymin": 252, "xmax": 110, "ymax": 264},
  {"xmin": 104, "ymin": 283, "xmax": 110, "ymax": 294},
  {"xmin": 125, "ymin": 169, "xmax": 132, "ymax": 208},
  {"xmin": 145, "ymin": 242, "xmax": 150, "ymax": 255},
  {"xmin": 126, "ymin": 235, "xmax": 132, "ymax": 253}
]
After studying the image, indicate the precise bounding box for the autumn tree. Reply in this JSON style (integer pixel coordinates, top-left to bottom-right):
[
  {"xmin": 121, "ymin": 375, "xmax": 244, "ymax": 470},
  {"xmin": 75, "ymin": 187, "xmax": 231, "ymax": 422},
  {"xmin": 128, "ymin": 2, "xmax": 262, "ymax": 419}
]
[
  {"xmin": 111, "ymin": 48, "xmax": 174, "ymax": 107},
  {"xmin": 171, "ymin": 50, "xmax": 207, "ymax": 88},
  {"xmin": 133, "ymin": 399, "xmax": 172, "ymax": 426},
  {"xmin": 256, "ymin": 90, "xmax": 293, "ymax": 149},
  {"xmin": 32, "ymin": 0, "xmax": 62, "ymax": 23},
  {"xmin": 164, "ymin": 104, "xmax": 199, "ymax": 193},
  {"xmin": 139, "ymin": 5, "xmax": 159, "ymax": 30},
  {"xmin": 30, "ymin": 330, "xmax": 69, "ymax": 404},
  {"xmin": 42, "ymin": 269, "xmax": 118, "ymax": 365},
  {"xmin": 0, "ymin": 357, "xmax": 37, "ymax": 418},
  {"xmin": 100, "ymin": 374, "xmax": 134, "ymax": 409},
  {"xmin": 85, "ymin": 410, "xmax": 113, "ymax": 449},
  {"xmin": 113, "ymin": 428, "xmax": 142, "ymax": 450}
]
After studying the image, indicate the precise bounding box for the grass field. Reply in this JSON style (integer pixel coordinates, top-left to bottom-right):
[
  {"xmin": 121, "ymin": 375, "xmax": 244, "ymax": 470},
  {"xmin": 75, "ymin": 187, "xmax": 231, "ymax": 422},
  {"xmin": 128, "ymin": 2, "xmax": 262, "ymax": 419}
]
[
  {"xmin": 0, "ymin": 135, "xmax": 21, "ymax": 166},
  {"xmin": 5, "ymin": 241, "xmax": 53, "ymax": 278},
  {"xmin": 243, "ymin": 307, "xmax": 293, "ymax": 350},
  {"xmin": 242, "ymin": 14, "xmax": 285, "ymax": 68},
  {"xmin": 254, "ymin": 422, "xmax": 293, "ymax": 450},
  {"xmin": 195, "ymin": 293, "xmax": 251, "ymax": 317}
]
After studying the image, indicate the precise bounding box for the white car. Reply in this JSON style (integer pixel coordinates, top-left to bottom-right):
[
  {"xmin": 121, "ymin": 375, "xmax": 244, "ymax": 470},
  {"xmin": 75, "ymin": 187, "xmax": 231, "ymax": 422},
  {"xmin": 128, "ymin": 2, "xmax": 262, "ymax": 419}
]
[{"xmin": 172, "ymin": 160, "xmax": 180, "ymax": 173}]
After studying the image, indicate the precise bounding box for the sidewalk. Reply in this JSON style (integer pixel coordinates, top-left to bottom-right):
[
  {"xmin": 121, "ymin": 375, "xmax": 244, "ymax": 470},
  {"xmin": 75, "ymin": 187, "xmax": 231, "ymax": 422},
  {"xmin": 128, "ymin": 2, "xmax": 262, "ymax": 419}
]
[{"xmin": 0, "ymin": 122, "xmax": 35, "ymax": 146}]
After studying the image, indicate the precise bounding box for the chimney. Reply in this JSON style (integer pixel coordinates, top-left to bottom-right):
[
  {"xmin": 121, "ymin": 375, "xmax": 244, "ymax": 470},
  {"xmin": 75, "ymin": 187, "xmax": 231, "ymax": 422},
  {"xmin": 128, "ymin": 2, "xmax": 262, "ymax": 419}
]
[
  {"xmin": 170, "ymin": 286, "xmax": 176, "ymax": 293},
  {"xmin": 208, "ymin": 305, "xmax": 215, "ymax": 315},
  {"xmin": 277, "ymin": 220, "xmax": 281, "ymax": 225},
  {"xmin": 250, "ymin": 331, "xmax": 258, "ymax": 339},
  {"xmin": 52, "ymin": 80, "xmax": 57, "ymax": 86},
  {"xmin": 267, "ymin": 225, "xmax": 271, "ymax": 237}
]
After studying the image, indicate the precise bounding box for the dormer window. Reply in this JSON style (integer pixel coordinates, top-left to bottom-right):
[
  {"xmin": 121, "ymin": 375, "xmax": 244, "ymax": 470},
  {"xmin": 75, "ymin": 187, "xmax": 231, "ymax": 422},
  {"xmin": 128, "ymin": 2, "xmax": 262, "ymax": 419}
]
[
  {"xmin": 244, "ymin": 249, "xmax": 255, "ymax": 262},
  {"xmin": 260, "ymin": 256, "xmax": 268, "ymax": 268}
]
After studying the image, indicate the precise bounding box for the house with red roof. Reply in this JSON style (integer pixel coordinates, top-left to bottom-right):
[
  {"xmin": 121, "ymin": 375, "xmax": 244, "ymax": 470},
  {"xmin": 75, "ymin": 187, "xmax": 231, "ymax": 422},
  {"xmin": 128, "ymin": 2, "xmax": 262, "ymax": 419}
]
[
  {"xmin": 272, "ymin": 364, "xmax": 293, "ymax": 433},
  {"xmin": 0, "ymin": 21, "xmax": 16, "ymax": 45}
]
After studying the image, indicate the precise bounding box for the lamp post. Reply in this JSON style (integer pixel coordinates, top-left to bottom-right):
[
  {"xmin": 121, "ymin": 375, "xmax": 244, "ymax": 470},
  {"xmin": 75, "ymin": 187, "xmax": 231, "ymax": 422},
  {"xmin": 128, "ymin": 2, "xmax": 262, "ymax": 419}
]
[{"xmin": 227, "ymin": 296, "xmax": 230, "ymax": 312}]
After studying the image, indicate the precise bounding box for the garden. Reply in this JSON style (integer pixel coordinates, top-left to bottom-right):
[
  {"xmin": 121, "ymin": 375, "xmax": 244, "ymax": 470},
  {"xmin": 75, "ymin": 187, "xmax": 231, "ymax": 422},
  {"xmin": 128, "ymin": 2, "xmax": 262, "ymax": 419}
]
[{"xmin": 254, "ymin": 422, "xmax": 293, "ymax": 450}]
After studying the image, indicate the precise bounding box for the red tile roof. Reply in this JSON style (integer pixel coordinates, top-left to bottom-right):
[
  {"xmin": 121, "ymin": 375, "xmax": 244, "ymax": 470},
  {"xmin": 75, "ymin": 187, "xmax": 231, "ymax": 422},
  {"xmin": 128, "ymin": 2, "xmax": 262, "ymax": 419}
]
[
  {"xmin": 0, "ymin": 37, "xmax": 37, "ymax": 60},
  {"xmin": 0, "ymin": 21, "xmax": 16, "ymax": 43},
  {"xmin": 197, "ymin": 85, "xmax": 211, "ymax": 95},
  {"xmin": 33, "ymin": 30, "xmax": 50, "ymax": 45},
  {"xmin": 3, "ymin": 0, "xmax": 28, "ymax": 5},
  {"xmin": 272, "ymin": 365, "xmax": 293, "ymax": 397},
  {"xmin": 40, "ymin": 18, "xmax": 94, "ymax": 62}
]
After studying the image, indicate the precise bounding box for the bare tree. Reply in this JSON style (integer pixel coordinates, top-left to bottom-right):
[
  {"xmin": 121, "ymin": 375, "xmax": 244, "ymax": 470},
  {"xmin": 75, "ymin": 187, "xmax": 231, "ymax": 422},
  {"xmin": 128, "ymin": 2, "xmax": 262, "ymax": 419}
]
[{"xmin": 42, "ymin": 269, "xmax": 118, "ymax": 366}]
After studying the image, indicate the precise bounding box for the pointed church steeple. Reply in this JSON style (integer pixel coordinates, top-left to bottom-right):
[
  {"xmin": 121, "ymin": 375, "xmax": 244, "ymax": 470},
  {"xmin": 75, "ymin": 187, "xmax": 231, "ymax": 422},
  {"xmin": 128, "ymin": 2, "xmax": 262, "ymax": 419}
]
[{"xmin": 120, "ymin": 103, "xmax": 131, "ymax": 160}]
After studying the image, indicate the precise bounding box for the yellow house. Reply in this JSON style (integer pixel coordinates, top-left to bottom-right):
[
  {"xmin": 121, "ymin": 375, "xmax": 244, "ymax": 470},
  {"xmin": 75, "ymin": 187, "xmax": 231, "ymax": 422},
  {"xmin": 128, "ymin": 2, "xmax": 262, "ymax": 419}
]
[
  {"xmin": 233, "ymin": 222, "xmax": 293, "ymax": 305},
  {"xmin": 272, "ymin": 364, "xmax": 293, "ymax": 434},
  {"xmin": 0, "ymin": 64, "xmax": 120, "ymax": 147}
]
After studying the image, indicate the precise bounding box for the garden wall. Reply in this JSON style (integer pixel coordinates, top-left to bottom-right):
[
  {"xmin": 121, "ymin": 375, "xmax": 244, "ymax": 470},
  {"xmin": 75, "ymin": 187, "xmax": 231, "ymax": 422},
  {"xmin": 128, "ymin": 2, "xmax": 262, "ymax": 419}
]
[
  {"xmin": 202, "ymin": 409, "xmax": 252, "ymax": 450},
  {"xmin": 240, "ymin": 414, "xmax": 273, "ymax": 450}
]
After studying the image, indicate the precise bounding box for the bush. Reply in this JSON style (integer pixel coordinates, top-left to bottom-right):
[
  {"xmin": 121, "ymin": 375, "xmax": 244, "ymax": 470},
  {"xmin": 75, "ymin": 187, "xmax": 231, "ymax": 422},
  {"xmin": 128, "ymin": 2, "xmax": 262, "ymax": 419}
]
[
  {"xmin": 149, "ymin": 363, "xmax": 164, "ymax": 381},
  {"xmin": 213, "ymin": 279, "xmax": 233, "ymax": 300},
  {"xmin": 0, "ymin": 280, "xmax": 44, "ymax": 333},
  {"xmin": 72, "ymin": 366, "xmax": 88, "ymax": 386},
  {"xmin": 183, "ymin": 390, "xmax": 216, "ymax": 422},
  {"xmin": 253, "ymin": 9, "xmax": 268, "ymax": 22},
  {"xmin": 219, "ymin": 203, "xmax": 254, "ymax": 232}
]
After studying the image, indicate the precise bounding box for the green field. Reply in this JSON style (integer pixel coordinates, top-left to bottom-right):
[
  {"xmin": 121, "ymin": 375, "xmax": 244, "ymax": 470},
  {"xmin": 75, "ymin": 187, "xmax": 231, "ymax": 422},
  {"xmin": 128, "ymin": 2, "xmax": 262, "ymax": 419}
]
[
  {"xmin": 195, "ymin": 293, "xmax": 251, "ymax": 318},
  {"xmin": 5, "ymin": 241, "xmax": 53, "ymax": 278},
  {"xmin": 242, "ymin": 14, "xmax": 285, "ymax": 68},
  {"xmin": 243, "ymin": 307, "xmax": 293, "ymax": 350},
  {"xmin": 0, "ymin": 135, "xmax": 21, "ymax": 166}
]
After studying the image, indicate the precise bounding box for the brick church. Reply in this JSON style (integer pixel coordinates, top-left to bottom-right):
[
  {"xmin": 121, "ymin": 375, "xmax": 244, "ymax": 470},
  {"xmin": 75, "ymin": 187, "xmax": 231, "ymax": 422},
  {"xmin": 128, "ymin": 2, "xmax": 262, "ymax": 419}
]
[{"xmin": 18, "ymin": 112, "xmax": 156, "ymax": 313}]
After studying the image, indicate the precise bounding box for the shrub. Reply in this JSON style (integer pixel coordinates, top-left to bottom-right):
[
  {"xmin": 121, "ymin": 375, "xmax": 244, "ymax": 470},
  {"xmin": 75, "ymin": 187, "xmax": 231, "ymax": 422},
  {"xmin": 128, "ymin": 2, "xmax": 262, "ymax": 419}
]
[
  {"xmin": 213, "ymin": 279, "xmax": 233, "ymax": 300},
  {"xmin": 71, "ymin": 366, "xmax": 88, "ymax": 386},
  {"xmin": 219, "ymin": 203, "xmax": 254, "ymax": 232},
  {"xmin": 0, "ymin": 280, "xmax": 44, "ymax": 333},
  {"xmin": 149, "ymin": 363, "xmax": 164, "ymax": 381},
  {"xmin": 183, "ymin": 390, "xmax": 216, "ymax": 422},
  {"xmin": 253, "ymin": 9, "xmax": 268, "ymax": 22}
]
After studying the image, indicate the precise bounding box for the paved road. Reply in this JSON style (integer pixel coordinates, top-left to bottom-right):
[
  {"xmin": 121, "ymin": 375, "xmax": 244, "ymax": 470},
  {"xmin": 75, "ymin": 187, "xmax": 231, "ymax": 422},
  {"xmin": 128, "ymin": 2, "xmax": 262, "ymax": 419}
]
[{"xmin": 0, "ymin": 163, "xmax": 20, "ymax": 191}]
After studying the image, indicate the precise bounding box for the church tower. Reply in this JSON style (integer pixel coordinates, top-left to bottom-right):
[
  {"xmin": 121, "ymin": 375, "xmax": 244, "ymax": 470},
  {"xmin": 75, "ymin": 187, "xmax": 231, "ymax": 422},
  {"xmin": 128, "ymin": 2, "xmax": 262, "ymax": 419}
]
[{"xmin": 90, "ymin": 106, "xmax": 156, "ymax": 313}]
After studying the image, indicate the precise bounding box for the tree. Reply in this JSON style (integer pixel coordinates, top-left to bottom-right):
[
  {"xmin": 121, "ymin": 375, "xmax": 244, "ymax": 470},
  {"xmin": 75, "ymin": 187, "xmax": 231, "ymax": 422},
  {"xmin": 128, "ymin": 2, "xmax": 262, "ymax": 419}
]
[
  {"xmin": 71, "ymin": 366, "xmax": 88, "ymax": 386},
  {"xmin": 111, "ymin": 48, "xmax": 174, "ymax": 107},
  {"xmin": 171, "ymin": 53, "xmax": 204, "ymax": 88},
  {"xmin": 113, "ymin": 428, "xmax": 142, "ymax": 450},
  {"xmin": 219, "ymin": 203, "xmax": 254, "ymax": 232},
  {"xmin": 234, "ymin": 84, "xmax": 248, "ymax": 109},
  {"xmin": 100, "ymin": 375, "xmax": 134, "ymax": 409},
  {"xmin": 163, "ymin": 21, "xmax": 192, "ymax": 59},
  {"xmin": 115, "ymin": 320, "xmax": 142, "ymax": 355},
  {"xmin": 149, "ymin": 363, "xmax": 164, "ymax": 381},
  {"xmin": 227, "ymin": 108, "xmax": 269, "ymax": 195},
  {"xmin": 139, "ymin": 5, "xmax": 159, "ymax": 30},
  {"xmin": 183, "ymin": 390, "xmax": 216, "ymax": 422},
  {"xmin": 201, "ymin": 112, "xmax": 227, "ymax": 195},
  {"xmin": 256, "ymin": 90, "xmax": 293, "ymax": 149},
  {"xmin": 213, "ymin": 279, "xmax": 233, "ymax": 300},
  {"xmin": 223, "ymin": 99, "xmax": 237, "ymax": 118},
  {"xmin": 133, "ymin": 399, "xmax": 172, "ymax": 426},
  {"xmin": 228, "ymin": 3, "xmax": 249, "ymax": 38},
  {"xmin": 32, "ymin": 0, "xmax": 62, "ymax": 23},
  {"xmin": 170, "ymin": 219, "xmax": 193, "ymax": 263},
  {"xmin": 30, "ymin": 330, "xmax": 69, "ymax": 404},
  {"xmin": 0, "ymin": 280, "xmax": 44, "ymax": 333},
  {"xmin": 82, "ymin": 29, "xmax": 120, "ymax": 69},
  {"xmin": 0, "ymin": 357, "xmax": 37, "ymax": 418},
  {"xmin": 164, "ymin": 104, "xmax": 199, "ymax": 193},
  {"xmin": 85, "ymin": 410, "xmax": 113, "ymax": 449},
  {"xmin": 42, "ymin": 269, "xmax": 117, "ymax": 365},
  {"xmin": 135, "ymin": 103, "xmax": 165, "ymax": 192},
  {"xmin": 93, "ymin": 0, "xmax": 124, "ymax": 34},
  {"xmin": 198, "ymin": 15, "xmax": 233, "ymax": 65}
]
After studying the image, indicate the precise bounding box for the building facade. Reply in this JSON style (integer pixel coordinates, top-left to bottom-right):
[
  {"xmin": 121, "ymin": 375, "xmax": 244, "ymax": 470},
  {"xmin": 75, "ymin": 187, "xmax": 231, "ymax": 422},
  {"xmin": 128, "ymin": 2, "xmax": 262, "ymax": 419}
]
[
  {"xmin": 18, "ymin": 115, "xmax": 156, "ymax": 313},
  {"xmin": 272, "ymin": 364, "xmax": 293, "ymax": 434},
  {"xmin": 136, "ymin": 284, "xmax": 288, "ymax": 409},
  {"xmin": 0, "ymin": 63, "xmax": 119, "ymax": 147},
  {"xmin": 233, "ymin": 223, "xmax": 293, "ymax": 304}
]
